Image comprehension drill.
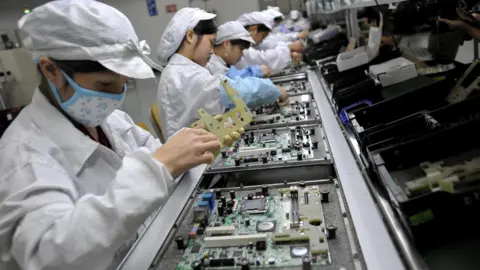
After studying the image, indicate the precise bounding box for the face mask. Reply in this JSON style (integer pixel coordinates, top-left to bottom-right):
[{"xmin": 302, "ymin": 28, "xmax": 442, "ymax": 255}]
[{"xmin": 48, "ymin": 70, "xmax": 126, "ymax": 127}]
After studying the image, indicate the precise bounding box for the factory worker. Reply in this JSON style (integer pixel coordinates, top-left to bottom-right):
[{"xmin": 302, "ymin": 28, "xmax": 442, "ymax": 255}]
[
  {"xmin": 0, "ymin": 2, "xmax": 221, "ymax": 270},
  {"xmin": 235, "ymin": 11, "xmax": 300, "ymax": 73},
  {"xmin": 157, "ymin": 8, "xmax": 287, "ymax": 139},
  {"xmin": 258, "ymin": 8, "xmax": 309, "ymax": 51},
  {"xmin": 206, "ymin": 21, "xmax": 271, "ymax": 78},
  {"xmin": 286, "ymin": 10, "xmax": 311, "ymax": 32},
  {"xmin": 439, "ymin": 0, "xmax": 480, "ymax": 39}
]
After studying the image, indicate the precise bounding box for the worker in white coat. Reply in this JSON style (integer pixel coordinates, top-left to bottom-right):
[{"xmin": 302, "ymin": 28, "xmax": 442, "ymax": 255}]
[
  {"xmin": 0, "ymin": 2, "xmax": 221, "ymax": 270},
  {"xmin": 157, "ymin": 8, "xmax": 288, "ymax": 139},
  {"xmin": 235, "ymin": 11, "xmax": 303, "ymax": 74},
  {"xmin": 286, "ymin": 10, "xmax": 311, "ymax": 32},
  {"xmin": 258, "ymin": 8, "xmax": 309, "ymax": 51}
]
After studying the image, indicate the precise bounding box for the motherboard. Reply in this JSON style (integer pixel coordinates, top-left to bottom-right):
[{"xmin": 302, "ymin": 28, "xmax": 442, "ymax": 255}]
[
  {"xmin": 248, "ymin": 94, "xmax": 319, "ymax": 130},
  {"xmin": 272, "ymin": 65, "xmax": 308, "ymax": 78},
  {"xmin": 206, "ymin": 124, "xmax": 329, "ymax": 173},
  {"xmin": 175, "ymin": 184, "xmax": 339, "ymax": 270},
  {"xmin": 277, "ymin": 80, "xmax": 312, "ymax": 97}
]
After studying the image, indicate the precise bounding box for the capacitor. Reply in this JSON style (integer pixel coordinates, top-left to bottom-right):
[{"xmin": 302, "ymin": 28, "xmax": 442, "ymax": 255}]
[
  {"xmin": 261, "ymin": 185, "xmax": 269, "ymax": 196},
  {"xmin": 230, "ymin": 190, "xmax": 236, "ymax": 200},
  {"xmin": 250, "ymin": 131, "xmax": 254, "ymax": 137},
  {"xmin": 302, "ymin": 255, "xmax": 312, "ymax": 270},
  {"xmin": 262, "ymin": 156, "xmax": 268, "ymax": 164},
  {"xmin": 297, "ymin": 152, "xmax": 303, "ymax": 161},
  {"xmin": 235, "ymin": 158, "xmax": 241, "ymax": 166},
  {"xmin": 217, "ymin": 204, "xmax": 224, "ymax": 217},
  {"xmin": 296, "ymin": 116, "xmax": 300, "ymax": 121},
  {"xmin": 241, "ymin": 258, "xmax": 250, "ymax": 270},
  {"xmin": 248, "ymin": 241, "xmax": 254, "ymax": 249},
  {"xmin": 191, "ymin": 260, "xmax": 202, "ymax": 270},
  {"xmin": 175, "ymin": 236, "xmax": 186, "ymax": 249},
  {"xmin": 272, "ymin": 128, "xmax": 276, "ymax": 134},
  {"xmin": 268, "ymin": 258, "xmax": 275, "ymax": 265},
  {"xmin": 220, "ymin": 196, "xmax": 227, "ymax": 206},
  {"xmin": 227, "ymin": 200, "xmax": 235, "ymax": 207},
  {"xmin": 306, "ymin": 109, "xmax": 311, "ymax": 116},
  {"xmin": 247, "ymin": 193, "xmax": 254, "ymax": 200},
  {"xmin": 321, "ymin": 189, "xmax": 330, "ymax": 203},
  {"xmin": 243, "ymin": 136, "xmax": 249, "ymax": 144},
  {"xmin": 245, "ymin": 219, "xmax": 250, "ymax": 227},
  {"xmin": 327, "ymin": 225, "xmax": 337, "ymax": 239},
  {"xmin": 312, "ymin": 141, "xmax": 318, "ymax": 149},
  {"xmin": 310, "ymin": 129, "xmax": 315, "ymax": 135},
  {"xmin": 305, "ymin": 103, "xmax": 310, "ymax": 108},
  {"xmin": 221, "ymin": 150, "xmax": 227, "ymax": 158},
  {"xmin": 215, "ymin": 189, "xmax": 222, "ymax": 198}
]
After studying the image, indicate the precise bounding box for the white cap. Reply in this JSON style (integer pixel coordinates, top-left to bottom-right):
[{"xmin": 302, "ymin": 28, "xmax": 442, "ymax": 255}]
[
  {"xmin": 237, "ymin": 12, "xmax": 273, "ymax": 30},
  {"xmin": 264, "ymin": 9, "xmax": 284, "ymax": 19},
  {"xmin": 267, "ymin": 6, "xmax": 281, "ymax": 12},
  {"xmin": 216, "ymin": 21, "xmax": 256, "ymax": 45},
  {"xmin": 157, "ymin": 7, "xmax": 216, "ymax": 67},
  {"xmin": 290, "ymin": 10, "xmax": 301, "ymax": 20},
  {"xmin": 18, "ymin": 0, "xmax": 158, "ymax": 79}
]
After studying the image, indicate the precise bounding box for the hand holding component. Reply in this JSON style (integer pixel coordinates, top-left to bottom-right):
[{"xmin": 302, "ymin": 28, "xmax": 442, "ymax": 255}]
[
  {"xmin": 297, "ymin": 30, "xmax": 310, "ymax": 40},
  {"xmin": 288, "ymin": 41, "xmax": 305, "ymax": 53},
  {"xmin": 152, "ymin": 128, "xmax": 221, "ymax": 177},
  {"xmin": 261, "ymin": 65, "xmax": 272, "ymax": 77},
  {"xmin": 277, "ymin": 86, "xmax": 289, "ymax": 106}
]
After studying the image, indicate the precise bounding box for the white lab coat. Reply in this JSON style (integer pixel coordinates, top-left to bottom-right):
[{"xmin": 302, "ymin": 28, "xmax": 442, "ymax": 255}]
[
  {"xmin": 158, "ymin": 53, "xmax": 224, "ymax": 139},
  {"xmin": 257, "ymin": 32, "xmax": 297, "ymax": 51},
  {"xmin": 235, "ymin": 44, "xmax": 291, "ymax": 74},
  {"xmin": 205, "ymin": 54, "xmax": 230, "ymax": 76},
  {"xmin": 0, "ymin": 90, "xmax": 174, "ymax": 270}
]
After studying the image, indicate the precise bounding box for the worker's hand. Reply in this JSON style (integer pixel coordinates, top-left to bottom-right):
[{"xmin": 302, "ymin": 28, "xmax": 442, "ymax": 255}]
[
  {"xmin": 260, "ymin": 65, "xmax": 272, "ymax": 77},
  {"xmin": 439, "ymin": 17, "xmax": 480, "ymax": 39},
  {"xmin": 297, "ymin": 30, "xmax": 310, "ymax": 40},
  {"xmin": 277, "ymin": 86, "xmax": 289, "ymax": 106},
  {"xmin": 288, "ymin": 40, "xmax": 305, "ymax": 53},
  {"xmin": 153, "ymin": 128, "xmax": 221, "ymax": 178},
  {"xmin": 290, "ymin": 52, "xmax": 302, "ymax": 64}
]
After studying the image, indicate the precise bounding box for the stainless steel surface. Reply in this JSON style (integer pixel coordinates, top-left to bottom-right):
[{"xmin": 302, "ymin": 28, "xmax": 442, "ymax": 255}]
[
  {"xmin": 308, "ymin": 70, "xmax": 406, "ymax": 270},
  {"xmin": 270, "ymin": 72, "xmax": 307, "ymax": 83},
  {"xmin": 314, "ymin": 70, "xmax": 429, "ymax": 270},
  {"xmin": 117, "ymin": 164, "xmax": 207, "ymax": 270}
]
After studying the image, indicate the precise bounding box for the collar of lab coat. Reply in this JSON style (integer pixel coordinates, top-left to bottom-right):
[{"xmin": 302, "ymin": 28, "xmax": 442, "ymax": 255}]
[
  {"xmin": 211, "ymin": 53, "xmax": 228, "ymax": 67},
  {"xmin": 169, "ymin": 53, "xmax": 204, "ymax": 68},
  {"xmin": 27, "ymin": 89, "xmax": 110, "ymax": 175}
]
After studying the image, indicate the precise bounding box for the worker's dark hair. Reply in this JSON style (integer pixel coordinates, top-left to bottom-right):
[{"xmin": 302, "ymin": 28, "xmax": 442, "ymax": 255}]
[
  {"xmin": 245, "ymin": 24, "xmax": 271, "ymax": 33},
  {"xmin": 274, "ymin": 16, "xmax": 284, "ymax": 24},
  {"xmin": 37, "ymin": 59, "xmax": 108, "ymax": 99},
  {"xmin": 230, "ymin": 39, "xmax": 252, "ymax": 50},
  {"xmin": 193, "ymin": 19, "xmax": 218, "ymax": 35}
]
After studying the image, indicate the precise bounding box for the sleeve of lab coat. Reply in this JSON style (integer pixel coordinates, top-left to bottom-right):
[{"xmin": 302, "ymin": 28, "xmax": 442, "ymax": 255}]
[
  {"xmin": 226, "ymin": 65, "xmax": 264, "ymax": 79},
  {"xmin": 219, "ymin": 77, "xmax": 281, "ymax": 109},
  {"xmin": 239, "ymin": 45, "xmax": 292, "ymax": 74},
  {"xmin": 6, "ymin": 148, "xmax": 174, "ymax": 270}
]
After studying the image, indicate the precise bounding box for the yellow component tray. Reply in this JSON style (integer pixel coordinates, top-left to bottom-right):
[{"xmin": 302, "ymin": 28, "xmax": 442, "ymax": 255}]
[{"xmin": 191, "ymin": 79, "xmax": 253, "ymax": 149}]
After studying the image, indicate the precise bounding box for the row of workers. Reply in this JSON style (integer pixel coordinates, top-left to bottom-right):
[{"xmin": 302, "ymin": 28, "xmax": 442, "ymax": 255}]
[{"xmin": 0, "ymin": 1, "xmax": 311, "ymax": 270}]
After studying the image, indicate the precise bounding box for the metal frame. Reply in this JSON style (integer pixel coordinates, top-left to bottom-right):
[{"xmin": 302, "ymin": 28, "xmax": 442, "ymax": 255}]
[
  {"xmin": 308, "ymin": 70, "xmax": 406, "ymax": 270},
  {"xmin": 116, "ymin": 165, "xmax": 207, "ymax": 270}
]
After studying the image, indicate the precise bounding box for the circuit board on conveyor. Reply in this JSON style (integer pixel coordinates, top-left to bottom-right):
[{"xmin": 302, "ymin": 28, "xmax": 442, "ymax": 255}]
[
  {"xmin": 176, "ymin": 185, "xmax": 335, "ymax": 269},
  {"xmin": 248, "ymin": 94, "xmax": 319, "ymax": 130},
  {"xmin": 272, "ymin": 65, "xmax": 308, "ymax": 78},
  {"xmin": 206, "ymin": 124, "xmax": 329, "ymax": 173},
  {"xmin": 277, "ymin": 80, "xmax": 312, "ymax": 97},
  {"xmin": 270, "ymin": 66, "xmax": 308, "ymax": 84}
]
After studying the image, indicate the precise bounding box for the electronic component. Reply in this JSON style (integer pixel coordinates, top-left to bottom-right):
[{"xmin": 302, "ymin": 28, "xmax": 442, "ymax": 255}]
[
  {"xmin": 191, "ymin": 260, "xmax": 202, "ymax": 270},
  {"xmin": 256, "ymin": 220, "xmax": 276, "ymax": 232},
  {"xmin": 201, "ymin": 191, "xmax": 215, "ymax": 211},
  {"xmin": 232, "ymin": 250, "xmax": 244, "ymax": 257},
  {"xmin": 245, "ymin": 219, "xmax": 250, "ymax": 227},
  {"xmin": 240, "ymin": 258, "xmax": 250, "ymax": 269},
  {"xmin": 321, "ymin": 190, "xmax": 330, "ymax": 203},
  {"xmin": 261, "ymin": 185, "xmax": 268, "ymax": 196},
  {"xmin": 256, "ymin": 240, "xmax": 267, "ymax": 251},
  {"xmin": 205, "ymin": 226, "xmax": 235, "ymax": 236},
  {"xmin": 241, "ymin": 197, "xmax": 268, "ymax": 214},
  {"xmin": 326, "ymin": 225, "xmax": 337, "ymax": 240},
  {"xmin": 204, "ymin": 234, "xmax": 268, "ymax": 248},
  {"xmin": 302, "ymin": 255, "xmax": 312, "ymax": 270},
  {"xmin": 230, "ymin": 190, "xmax": 236, "ymax": 200},
  {"xmin": 175, "ymin": 236, "xmax": 186, "ymax": 250},
  {"xmin": 277, "ymin": 80, "xmax": 312, "ymax": 96},
  {"xmin": 191, "ymin": 243, "xmax": 201, "ymax": 253},
  {"xmin": 291, "ymin": 246, "xmax": 310, "ymax": 258}
]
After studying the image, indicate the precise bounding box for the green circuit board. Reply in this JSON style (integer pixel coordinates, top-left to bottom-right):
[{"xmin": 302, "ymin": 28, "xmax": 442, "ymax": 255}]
[{"xmin": 176, "ymin": 186, "xmax": 331, "ymax": 269}]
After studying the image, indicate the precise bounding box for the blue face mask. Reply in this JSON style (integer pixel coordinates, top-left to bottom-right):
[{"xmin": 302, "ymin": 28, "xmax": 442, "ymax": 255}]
[{"xmin": 48, "ymin": 70, "xmax": 126, "ymax": 127}]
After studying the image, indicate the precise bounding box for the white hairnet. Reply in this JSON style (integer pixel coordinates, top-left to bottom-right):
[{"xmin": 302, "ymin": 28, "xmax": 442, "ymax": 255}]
[
  {"xmin": 264, "ymin": 9, "xmax": 284, "ymax": 19},
  {"xmin": 18, "ymin": 0, "xmax": 161, "ymax": 79},
  {"xmin": 237, "ymin": 12, "xmax": 273, "ymax": 30},
  {"xmin": 215, "ymin": 21, "xmax": 255, "ymax": 45},
  {"xmin": 290, "ymin": 10, "xmax": 301, "ymax": 20},
  {"xmin": 157, "ymin": 7, "xmax": 216, "ymax": 67}
]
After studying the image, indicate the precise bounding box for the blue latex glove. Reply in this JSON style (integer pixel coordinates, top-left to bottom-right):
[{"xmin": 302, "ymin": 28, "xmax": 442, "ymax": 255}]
[
  {"xmin": 226, "ymin": 65, "xmax": 264, "ymax": 79},
  {"xmin": 220, "ymin": 77, "xmax": 281, "ymax": 109}
]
